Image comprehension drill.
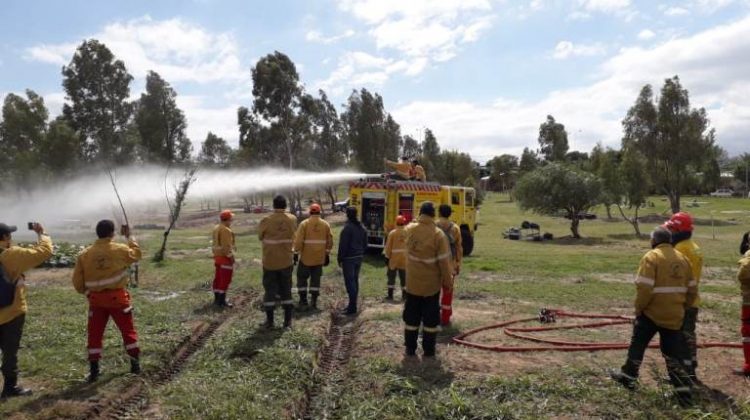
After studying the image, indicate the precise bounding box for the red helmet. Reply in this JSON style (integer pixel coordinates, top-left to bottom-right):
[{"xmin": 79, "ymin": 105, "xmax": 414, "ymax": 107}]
[
  {"xmin": 309, "ymin": 203, "xmax": 322, "ymax": 214},
  {"xmin": 220, "ymin": 209, "xmax": 234, "ymax": 221},
  {"xmin": 665, "ymin": 212, "xmax": 693, "ymax": 233},
  {"xmin": 396, "ymin": 215, "xmax": 407, "ymax": 226}
]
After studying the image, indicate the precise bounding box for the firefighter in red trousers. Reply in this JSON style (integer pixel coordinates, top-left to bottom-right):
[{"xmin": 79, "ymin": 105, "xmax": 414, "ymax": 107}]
[
  {"xmin": 436, "ymin": 204, "xmax": 462, "ymax": 326},
  {"xmin": 663, "ymin": 212, "xmax": 703, "ymax": 380},
  {"xmin": 212, "ymin": 210, "xmax": 236, "ymax": 308},
  {"xmin": 735, "ymin": 231, "xmax": 750, "ymax": 376},
  {"xmin": 72, "ymin": 220, "xmax": 142, "ymax": 382}
]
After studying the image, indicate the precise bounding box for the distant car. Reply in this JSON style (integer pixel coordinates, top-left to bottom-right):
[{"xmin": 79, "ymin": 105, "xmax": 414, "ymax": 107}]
[
  {"xmin": 334, "ymin": 198, "xmax": 350, "ymax": 212},
  {"xmin": 710, "ymin": 188, "xmax": 734, "ymax": 198}
]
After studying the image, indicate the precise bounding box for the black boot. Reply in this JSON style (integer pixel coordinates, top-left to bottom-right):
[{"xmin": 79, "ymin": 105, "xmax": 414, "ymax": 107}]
[
  {"xmin": 130, "ymin": 357, "xmax": 141, "ymax": 374},
  {"xmin": 298, "ymin": 292, "xmax": 308, "ymax": 308},
  {"xmin": 86, "ymin": 361, "xmax": 100, "ymax": 383},
  {"xmin": 261, "ymin": 309, "xmax": 274, "ymax": 329},
  {"xmin": 213, "ymin": 292, "xmax": 221, "ymax": 306},
  {"xmin": 219, "ymin": 294, "xmax": 233, "ymax": 308},
  {"xmin": 423, "ymin": 332, "xmax": 437, "ymax": 357},
  {"xmin": 386, "ymin": 288, "xmax": 394, "ymax": 301},
  {"xmin": 404, "ymin": 330, "xmax": 419, "ymax": 356},
  {"xmin": 310, "ymin": 294, "xmax": 318, "ymax": 310},
  {"xmin": 1, "ymin": 374, "xmax": 32, "ymax": 398},
  {"xmin": 283, "ymin": 306, "xmax": 293, "ymax": 329}
]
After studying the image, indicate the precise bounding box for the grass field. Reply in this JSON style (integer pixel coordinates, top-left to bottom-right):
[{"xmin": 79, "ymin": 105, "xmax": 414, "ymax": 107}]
[{"xmin": 2, "ymin": 193, "xmax": 750, "ymax": 419}]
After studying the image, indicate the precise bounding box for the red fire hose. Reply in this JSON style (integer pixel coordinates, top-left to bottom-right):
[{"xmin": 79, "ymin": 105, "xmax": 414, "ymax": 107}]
[{"xmin": 452, "ymin": 309, "xmax": 743, "ymax": 352}]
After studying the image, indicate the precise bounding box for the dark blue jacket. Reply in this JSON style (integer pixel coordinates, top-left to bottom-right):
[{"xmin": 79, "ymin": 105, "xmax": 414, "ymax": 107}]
[{"xmin": 338, "ymin": 221, "xmax": 368, "ymax": 263}]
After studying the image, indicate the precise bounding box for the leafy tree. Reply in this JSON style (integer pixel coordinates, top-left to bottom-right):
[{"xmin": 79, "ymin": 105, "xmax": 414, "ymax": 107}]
[
  {"xmin": 421, "ymin": 128, "xmax": 442, "ymax": 179},
  {"xmin": 62, "ymin": 39, "xmax": 134, "ymax": 163},
  {"xmin": 589, "ymin": 144, "xmax": 621, "ymax": 219},
  {"xmin": 439, "ymin": 150, "xmax": 475, "ymax": 185},
  {"xmin": 623, "ymin": 77, "xmax": 714, "ymax": 213},
  {"xmin": 486, "ymin": 154, "xmax": 518, "ymax": 192},
  {"xmin": 615, "ymin": 147, "xmax": 651, "ymax": 236},
  {"xmin": 515, "ymin": 163, "xmax": 602, "ymax": 238},
  {"xmin": 135, "ymin": 71, "xmax": 192, "ymax": 163},
  {"xmin": 519, "ymin": 147, "xmax": 540, "ymax": 174},
  {"xmin": 565, "ymin": 150, "xmax": 589, "ymax": 169},
  {"xmin": 401, "ymin": 135, "xmax": 422, "ymax": 158},
  {"xmin": 538, "ymin": 115, "xmax": 569, "ymax": 162},
  {"xmin": 40, "ymin": 117, "xmax": 80, "ymax": 177},
  {"xmin": 342, "ymin": 88, "xmax": 401, "ymax": 173},
  {"xmin": 237, "ymin": 106, "xmax": 275, "ymax": 165},
  {"xmin": 0, "ymin": 90, "xmax": 48, "ymax": 189},
  {"xmin": 250, "ymin": 51, "xmax": 305, "ymax": 169},
  {"xmin": 198, "ymin": 132, "xmax": 233, "ymax": 166},
  {"xmin": 733, "ymin": 153, "xmax": 750, "ymax": 193}
]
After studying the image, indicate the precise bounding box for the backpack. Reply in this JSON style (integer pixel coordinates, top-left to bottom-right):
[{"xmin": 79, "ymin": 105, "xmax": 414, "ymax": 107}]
[
  {"xmin": 440, "ymin": 223, "xmax": 457, "ymax": 259},
  {"xmin": 0, "ymin": 253, "xmax": 18, "ymax": 308}
]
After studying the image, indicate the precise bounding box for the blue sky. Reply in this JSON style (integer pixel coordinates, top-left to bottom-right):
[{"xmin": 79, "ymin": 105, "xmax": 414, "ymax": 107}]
[{"xmin": 1, "ymin": 0, "xmax": 749, "ymax": 163}]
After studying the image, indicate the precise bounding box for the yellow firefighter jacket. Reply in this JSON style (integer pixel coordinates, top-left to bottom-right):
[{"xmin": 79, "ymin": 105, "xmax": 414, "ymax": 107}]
[
  {"xmin": 674, "ymin": 239, "xmax": 703, "ymax": 308},
  {"xmin": 0, "ymin": 235, "xmax": 53, "ymax": 325},
  {"xmin": 634, "ymin": 243, "xmax": 696, "ymax": 330},
  {"xmin": 738, "ymin": 250, "xmax": 750, "ymax": 306},
  {"xmin": 72, "ymin": 237, "xmax": 142, "ymax": 294},
  {"xmin": 259, "ymin": 210, "xmax": 297, "ymax": 271},
  {"xmin": 414, "ymin": 165, "xmax": 427, "ymax": 182},
  {"xmin": 294, "ymin": 215, "xmax": 333, "ymax": 267},
  {"xmin": 385, "ymin": 160, "xmax": 413, "ymax": 179},
  {"xmin": 384, "ymin": 226, "xmax": 407, "ymax": 270},
  {"xmin": 436, "ymin": 217, "xmax": 463, "ymax": 272},
  {"xmin": 404, "ymin": 215, "xmax": 454, "ymax": 297},
  {"xmin": 212, "ymin": 223, "xmax": 236, "ymax": 261}
]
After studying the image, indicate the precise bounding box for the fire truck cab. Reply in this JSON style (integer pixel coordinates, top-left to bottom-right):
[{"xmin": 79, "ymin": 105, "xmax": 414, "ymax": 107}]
[{"xmin": 348, "ymin": 176, "xmax": 478, "ymax": 256}]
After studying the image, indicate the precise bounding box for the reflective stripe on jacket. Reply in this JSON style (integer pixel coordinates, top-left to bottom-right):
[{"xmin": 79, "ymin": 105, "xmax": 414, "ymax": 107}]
[
  {"xmin": 634, "ymin": 243, "xmax": 696, "ymax": 330},
  {"xmin": 404, "ymin": 215, "xmax": 453, "ymax": 297},
  {"xmin": 294, "ymin": 215, "xmax": 333, "ymax": 267},
  {"xmin": 212, "ymin": 223, "xmax": 235, "ymax": 262},
  {"xmin": 259, "ymin": 210, "xmax": 297, "ymax": 270},
  {"xmin": 72, "ymin": 237, "xmax": 141, "ymax": 294},
  {"xmin": 385, "ymin": 227, "xmax": 407, "ymax": 270},
  {"xmin": 0, "ymin": 235, "xmax": 53, "ymax": 325},
  {"xmin": 674, "ymin": 239, "xmax": 703, "ymax": 308}
]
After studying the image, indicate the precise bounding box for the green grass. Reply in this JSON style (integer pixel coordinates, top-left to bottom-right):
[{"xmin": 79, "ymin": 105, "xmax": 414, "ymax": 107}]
[{"xmin": 2, "ymin": 193, "xmax": 749, "ymax": 418}]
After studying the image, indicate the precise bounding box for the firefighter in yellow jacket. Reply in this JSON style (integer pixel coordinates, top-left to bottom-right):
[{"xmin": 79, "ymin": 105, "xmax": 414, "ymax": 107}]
[
  {"xmin": 384, "ymin": 215, "xmax": 408, "ymax": 301},
  {"xmin": 212, "ymin": 210, "xmax": 236, "ymax": 307},
  {"xmin": 293, "ymin": 204, "xmax": 333, "ymax": 310},
  {"xmin": 258, "ymin": 195, "xmax": 297, "ymax": 329},
  {"xmin": 72, "ymin": 220, "xmax": 142, "ymax": 383},
  {"xmin": 403, "ymin": 202, "xmax": 453, "ymax": 358},
  {"xmin": 384, "ymin": 157, "xmax": 415, "ymax": 180},
  {"xmin": 611, "ymin": 226, "xmax": 695, "ymax": 404},
  {"xmin": 436, "ymin": 204, "xmax": 462, "ymax": 326},
  {"xmin": 663, "ymin": 212, "xmax": 703, "ymax": 378},
  {"xmin": 0, "ymin": 222, "xmax": 52, "ymax": 398},
  {"xmin": 735, "ymin": 232, "xmax": 750, "ymax": 376}
]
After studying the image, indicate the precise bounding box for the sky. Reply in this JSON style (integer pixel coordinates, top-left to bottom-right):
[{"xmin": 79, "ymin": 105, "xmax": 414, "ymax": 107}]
[{"xmin": 1, "ymin": 0, "xmax": 749, "ymax": 164}]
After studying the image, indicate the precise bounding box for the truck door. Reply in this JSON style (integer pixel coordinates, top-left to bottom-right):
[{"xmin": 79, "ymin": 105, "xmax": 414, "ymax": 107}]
[
  {"xmin": 450, "ymin": 188, "xmax": 463, "ymax": 224},
  {"xmin": 398, "ymin": 193, "xmax": 415, "ymax": 223}
]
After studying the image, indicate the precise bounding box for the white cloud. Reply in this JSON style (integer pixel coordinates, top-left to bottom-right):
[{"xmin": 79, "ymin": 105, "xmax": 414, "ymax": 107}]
[
  {"xmin": 578, "ymin": 0, "xmax": 631, "ymax": 13},
  {"xmin": 176, "ymin": 95, "xmax": 240, "ymax": 149},
  {"xmin": 305, "ymin": 29, "xmax": 356, "ymax": 44},
  {"xmin": 567, "ymin": 11, "xmax": 592, "ymax": 20},
  {"xmin": 331, "ymin": 0, "xmax": 495, "ymax": 82},
  {"xmin": 393, "ymin": 15, "xmax": 750, "ymax": 161},
  {"xmin": 25, "ymin": 16, "xmax": 248, "ymax": 84},
  {"xmin": 315, "ymin": 51, "xmax": 426, "ymax": 95},
  {"xmin": 663, "ymin": 6, "xmax": 690, "ymax": 16},
  {"xmin": 552, "ymin": 41, "xmax": 606, "ymax": 59},
  {"xmin": 638, "ymin": 29, "xmax": 656, "ymax": 40}
]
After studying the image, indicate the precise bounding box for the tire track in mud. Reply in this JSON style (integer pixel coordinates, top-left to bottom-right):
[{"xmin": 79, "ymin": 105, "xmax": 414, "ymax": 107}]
[
  {"xmin": 299, "ymin": 299, "xmax": 362, "ymax": 420},
  {"xmin": 75, "ymin": 292, "xmax": 257, "ymax": 420}
]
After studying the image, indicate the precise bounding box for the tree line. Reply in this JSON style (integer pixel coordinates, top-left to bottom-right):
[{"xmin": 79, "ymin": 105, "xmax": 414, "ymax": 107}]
[
  {"xmin": 486, "ymin": 76, "xmax": 734, "ymax": 238},
  {"xmin": 0, "ymin": 40, "xmax": 481, "ymax": 194}
]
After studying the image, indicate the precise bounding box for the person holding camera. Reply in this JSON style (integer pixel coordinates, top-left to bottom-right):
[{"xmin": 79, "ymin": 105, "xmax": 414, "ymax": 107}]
[
  {"xmin": 0, "ymin": 222, "xmax": 53, "ymax": 398},
  {"xmin": 72, "ymin": 220, "xmax": 142, "ymax": 383}
]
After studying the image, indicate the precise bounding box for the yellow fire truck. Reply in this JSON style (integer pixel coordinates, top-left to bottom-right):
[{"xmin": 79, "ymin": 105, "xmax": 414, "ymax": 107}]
[{"xmin": 348, "ymin": 177, "xmax": 478, "ymax": 255}]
